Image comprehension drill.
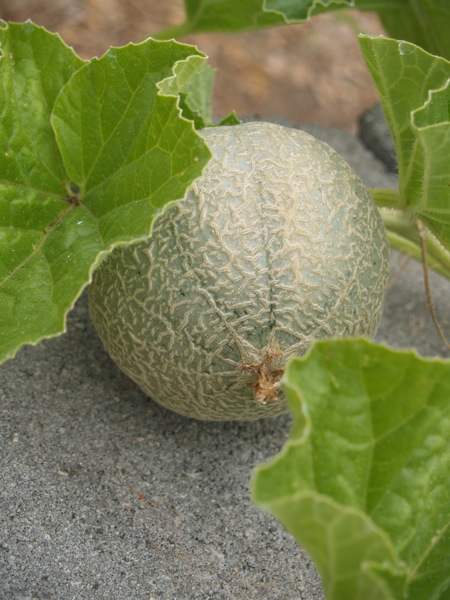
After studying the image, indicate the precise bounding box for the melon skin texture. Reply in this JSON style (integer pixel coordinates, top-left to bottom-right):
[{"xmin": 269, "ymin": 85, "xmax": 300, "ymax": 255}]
[{"xmin": 89, "ymin": 122, "xmax": 389, "ymax": 421}]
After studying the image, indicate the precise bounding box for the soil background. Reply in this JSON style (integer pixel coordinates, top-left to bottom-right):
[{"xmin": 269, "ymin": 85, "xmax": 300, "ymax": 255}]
[{"xmin": 2, "ymin": 0, "xmax": 384, "ymax": 131}]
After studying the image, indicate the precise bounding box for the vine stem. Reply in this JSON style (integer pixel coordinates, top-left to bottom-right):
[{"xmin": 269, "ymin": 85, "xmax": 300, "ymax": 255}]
[
  {"xmin": 372, "ymin": 191, "xmax": 450, "ymax": 348},
  {"xmin": 369, "ymin": 188, "xmax": 403, "ymax": 209},
  {"xmin": 416, "ymin": 219, "xmax": 450, "ymax": 350},
  {"xmin": 370, "ymin": 189, "xmax": 450, "ymax": 281},
  {"xmin": 380, "ymin": 208, "xmax": 450, "ymax": 281}
]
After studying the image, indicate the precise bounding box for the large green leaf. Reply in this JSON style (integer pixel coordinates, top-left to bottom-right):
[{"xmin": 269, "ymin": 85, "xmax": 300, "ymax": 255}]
[
  {"xmin": 360, "ymin": 36, "xmax": 450, "ymax": 250},
  {"xmin": 159, "ymin": 0, "xmax": 438, "ymax": 36},
  {"xmin": 155, "ymin": 0, "xmax": 362, "ymax": 36},
  {"xmin": 253, "ymin": 339, "xmax": 450, "ymax": 600},
  {"xmin": 0, "ymin": 21, "xmax": 211, "ymax": 364}
]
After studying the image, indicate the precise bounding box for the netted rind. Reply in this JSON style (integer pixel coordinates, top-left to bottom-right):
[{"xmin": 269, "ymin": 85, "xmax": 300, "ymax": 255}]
[{"xmin": 89, "ymin": 122, "xmax": 390, "ymax": 420}]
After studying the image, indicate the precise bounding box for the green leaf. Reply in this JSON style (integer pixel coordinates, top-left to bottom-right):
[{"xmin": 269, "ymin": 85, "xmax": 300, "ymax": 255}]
[
  {"xmin": 216, "ymin": 111, "xmax": 240, "ymax": 126},
  {"xmin": 360, "ymin": 36, "xmax": 450, "ymax": 251},
  {"xmin": 158, "ymin": 56, "xmax": 216, "ymax": 128},
  {"xmin": 0, "ymin": 22, "xmax": 211, "ymax": 364},
  {"xmin": 0, "ymin": 21, "xmax": 85, "ymax": 361},
  {"xmin": 253, "ymin": 339, "xmax": 450, "ymax": 600},
  {"xmin": 155, "ymin": 0, "xmax": 352, "ymax": 37},
  {"xmin": 175, "ymin": 0, "xmax": 288, "ymax": 34},
  {"xmin": 264, "ymin": 0, "xmax": 403, "ymax": 21},
  {"xmin": 156, "ymin": 0, "xmax": 413, "ymax": 36},
  {"xmin": 412, "ymin": 80, "xmax": 450, "ymax": 247},
  {"xmin": 377, "ymin": 0, "xmax": 450, "ymax": 61}
]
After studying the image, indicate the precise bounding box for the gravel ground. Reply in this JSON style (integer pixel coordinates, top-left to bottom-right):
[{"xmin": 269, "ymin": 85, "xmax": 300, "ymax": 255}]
[{"xmin": 1, "ymin": 114, "xmax": 449, "ymax": 600}]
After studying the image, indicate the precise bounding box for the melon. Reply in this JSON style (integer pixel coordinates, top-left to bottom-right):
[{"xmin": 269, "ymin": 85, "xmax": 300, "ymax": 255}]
[{"xmin": 88, "ymin": 122, "xmax": 389, "ymax": 420}]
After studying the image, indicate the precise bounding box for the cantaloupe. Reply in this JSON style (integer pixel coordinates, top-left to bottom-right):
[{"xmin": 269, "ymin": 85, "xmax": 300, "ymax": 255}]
[{"xmin": 89, "ymin": 122, "xmax": 389, "ymax": 420}]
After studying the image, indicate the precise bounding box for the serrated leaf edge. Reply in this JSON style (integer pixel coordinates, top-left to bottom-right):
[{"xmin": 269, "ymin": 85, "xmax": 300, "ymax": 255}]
[
  {"xmin": 412, "ymin": 78, "xmax": 450, "ymax": 131},
  {"xmin": 263, "ymin": 0, "xmax": 354, "ymax": 22},
  {"xmin": 53, "ymin": 39, "xmax": 213, "ymax": 336},
  {"xmin": 0, "ymin": 34, "xmax": 211, "ymax": 364}
]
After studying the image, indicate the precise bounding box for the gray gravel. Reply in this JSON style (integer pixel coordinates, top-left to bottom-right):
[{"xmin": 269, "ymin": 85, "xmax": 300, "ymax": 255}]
[
  {"xmin": 358, "ymin": 102, "xmax": 397, "ymax": 173},
  {"xmin": 1, "ymin": 114, "xmax": 449, "ymax": 600}
]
